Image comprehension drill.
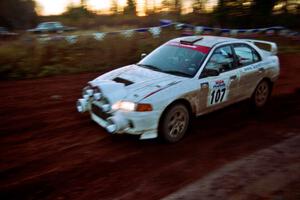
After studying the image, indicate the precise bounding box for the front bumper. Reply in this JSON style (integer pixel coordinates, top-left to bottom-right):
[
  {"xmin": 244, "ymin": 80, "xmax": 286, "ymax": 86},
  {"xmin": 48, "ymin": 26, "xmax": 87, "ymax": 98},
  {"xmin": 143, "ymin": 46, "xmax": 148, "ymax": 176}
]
[{"xmin": 89, "ymin": 102, "xmax": 161, "ymax": 139}]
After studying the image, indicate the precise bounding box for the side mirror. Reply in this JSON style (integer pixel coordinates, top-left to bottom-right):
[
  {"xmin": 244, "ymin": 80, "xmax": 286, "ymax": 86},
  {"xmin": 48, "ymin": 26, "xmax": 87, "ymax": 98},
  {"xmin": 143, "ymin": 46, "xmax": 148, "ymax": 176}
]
[
  {"xmin": 141, "ymin": 53, "xmax": 147, "ymax": 59},
  {"xmin": 201, "ymin": 68, "xmax": 220, "ymax": 78}
]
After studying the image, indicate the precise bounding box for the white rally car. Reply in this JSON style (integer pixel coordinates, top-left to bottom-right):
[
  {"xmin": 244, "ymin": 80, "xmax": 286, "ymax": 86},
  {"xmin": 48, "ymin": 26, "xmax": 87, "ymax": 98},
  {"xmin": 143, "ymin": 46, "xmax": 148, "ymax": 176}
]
[{"xmin": 77, "ymin": 36, "xmax": 279, "ymax": 142}]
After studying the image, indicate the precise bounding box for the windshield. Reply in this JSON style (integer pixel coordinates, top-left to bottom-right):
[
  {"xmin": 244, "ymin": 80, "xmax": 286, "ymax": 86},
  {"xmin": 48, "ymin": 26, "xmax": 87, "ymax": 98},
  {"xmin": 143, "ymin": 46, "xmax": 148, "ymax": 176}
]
[{"xmin": 138, "ymin": 44, "xmax": 208, "ymax": 77}]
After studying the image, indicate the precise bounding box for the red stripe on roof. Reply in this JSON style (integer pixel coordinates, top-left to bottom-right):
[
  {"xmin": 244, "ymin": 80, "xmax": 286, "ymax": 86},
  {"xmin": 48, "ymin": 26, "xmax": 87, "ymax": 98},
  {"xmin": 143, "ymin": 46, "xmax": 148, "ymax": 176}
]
[{"xmin": 167, "ymin": 42, "xmax": 211, "ymax": 54}]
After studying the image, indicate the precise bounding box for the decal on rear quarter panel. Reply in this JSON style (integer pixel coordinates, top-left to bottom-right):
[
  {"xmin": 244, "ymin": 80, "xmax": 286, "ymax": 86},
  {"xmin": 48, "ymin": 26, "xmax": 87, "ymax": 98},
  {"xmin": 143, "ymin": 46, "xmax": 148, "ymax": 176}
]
[{"xmin": 243, "ymin": 60, "xmax": 275, "ymax": 72}]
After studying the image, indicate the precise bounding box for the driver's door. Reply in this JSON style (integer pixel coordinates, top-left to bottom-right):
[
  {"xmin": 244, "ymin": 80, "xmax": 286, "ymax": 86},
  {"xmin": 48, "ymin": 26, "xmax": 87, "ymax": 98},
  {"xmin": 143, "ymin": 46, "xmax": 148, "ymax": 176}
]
[{"xmin": 197, "ymin": 45, "xmax": 241, "ymax": 115}]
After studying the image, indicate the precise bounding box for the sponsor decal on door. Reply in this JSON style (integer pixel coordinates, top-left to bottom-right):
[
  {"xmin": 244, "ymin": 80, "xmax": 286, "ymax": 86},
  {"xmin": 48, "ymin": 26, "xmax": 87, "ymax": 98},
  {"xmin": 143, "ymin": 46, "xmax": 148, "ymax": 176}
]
[{"xmin": 208, "ymin": 79, "xmax": 229, "ymax": 106}]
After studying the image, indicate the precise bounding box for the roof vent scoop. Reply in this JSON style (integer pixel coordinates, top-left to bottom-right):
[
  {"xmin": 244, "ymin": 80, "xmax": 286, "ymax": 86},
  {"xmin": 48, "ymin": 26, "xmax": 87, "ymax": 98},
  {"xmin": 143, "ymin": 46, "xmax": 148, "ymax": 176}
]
[
  {"xmin": 180, "ymin": 36, "xmax": 203, "ymax": 45},
  {"xmin": 113, "ymin": 77, "xmax": 134, "ymax": 86}
]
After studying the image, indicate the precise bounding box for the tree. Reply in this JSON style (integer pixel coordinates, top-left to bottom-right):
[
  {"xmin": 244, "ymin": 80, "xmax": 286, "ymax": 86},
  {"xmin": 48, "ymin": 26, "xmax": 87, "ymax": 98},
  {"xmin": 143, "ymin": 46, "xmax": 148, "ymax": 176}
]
[
  {"xmin": 80, "ymin": 0, "xmax": 87, "ymax": 7},
  {"xmin": 248, "ymin": 0, "xmax": 280, "ymax": 26},
  {"xmin": 215, "ymin": 0, "xmax": 227, "ymax": 25},
  {"xmin": 0, "ymin": 0, "xmax": 37, "ymax": 29},
  {"xmin": 161, "ymin": 0, "xmax": 181, "ymax": 15},
  {"xmin": 124, "ymin": 0, "xmax": 136, "ymax": 15},
  {"xmin": 161, "ymin": 0, "xmax": 173, "ymax": 12},
  {"xmin": 174, "ymin": 0, "xmax": 181, "ymax": 14},
  {"xmin": 64, "ymin": 3, "xmax": 95, "ymax": 19},
  {"xmin": 144, "ymin": 0, "xmax": 158, "ymax": 15},
  {"xmin": 110, "ymin": 0, "xmax": 118, "ymax": 14},
  {"xmin": 250, "ymin": 0, "xmax": 278, "ymax": 16},
  {"xmin": 193, "ymin": 0, "xmax": 207, "ymax": 13}
]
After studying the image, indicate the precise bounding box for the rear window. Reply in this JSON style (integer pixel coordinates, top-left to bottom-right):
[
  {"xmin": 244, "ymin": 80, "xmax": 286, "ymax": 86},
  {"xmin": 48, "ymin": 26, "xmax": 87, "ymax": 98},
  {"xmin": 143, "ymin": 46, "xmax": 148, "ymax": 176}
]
[{"xmin": 233, "ymin": 44, "xmax": 261, "ymax": 67}]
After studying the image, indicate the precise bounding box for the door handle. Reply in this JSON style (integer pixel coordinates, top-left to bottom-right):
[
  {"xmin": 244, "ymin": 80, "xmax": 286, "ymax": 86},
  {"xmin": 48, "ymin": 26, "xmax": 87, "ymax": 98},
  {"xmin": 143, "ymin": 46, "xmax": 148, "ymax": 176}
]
[
  {"xmin": 230, "ymin": 75, "xmax": 237, "ymax": 81},
  {"xmin": 258, "ymin": 68, "xmax": 265, "ymax": 73}
]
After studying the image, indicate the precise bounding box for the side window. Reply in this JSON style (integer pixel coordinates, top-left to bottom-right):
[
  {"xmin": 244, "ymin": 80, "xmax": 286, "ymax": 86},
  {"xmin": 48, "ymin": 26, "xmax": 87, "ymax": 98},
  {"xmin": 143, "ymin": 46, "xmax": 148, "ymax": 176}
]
[
  {"xmin": 204, "ymin": 45, "xmax": 235, "ymax": 73},
  {"xmin": 233, "ymin": 44, "xmax": 261, "ymax": 67}
]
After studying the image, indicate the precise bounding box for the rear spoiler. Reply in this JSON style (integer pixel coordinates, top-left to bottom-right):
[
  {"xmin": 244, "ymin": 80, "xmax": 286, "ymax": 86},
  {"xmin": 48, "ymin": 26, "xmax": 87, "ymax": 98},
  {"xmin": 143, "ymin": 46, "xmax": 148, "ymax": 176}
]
[{"xmin": 242, "ymin": 39, "xmax": 278, "ymax": 55}]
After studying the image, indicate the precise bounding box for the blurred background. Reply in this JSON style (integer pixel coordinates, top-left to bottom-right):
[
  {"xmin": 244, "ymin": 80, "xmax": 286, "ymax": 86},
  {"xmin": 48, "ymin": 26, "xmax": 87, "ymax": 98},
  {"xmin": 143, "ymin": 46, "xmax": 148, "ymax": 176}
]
[
  {"xmin": 0, "ymin": 0, "xmax": 299, "ymax": 80},
  {"xmin": 1, "ymin": 2, "xmax": 300, "ymax": 199}
]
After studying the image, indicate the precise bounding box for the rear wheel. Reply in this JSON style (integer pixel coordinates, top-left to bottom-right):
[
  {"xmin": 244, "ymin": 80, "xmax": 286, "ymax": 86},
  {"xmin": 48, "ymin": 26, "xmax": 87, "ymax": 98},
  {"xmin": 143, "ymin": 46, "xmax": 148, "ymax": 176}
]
[
  {"xmin": 251, "ymin": 80, "xmax": 272, "ymax": 108},
  {"xmin": 159, "ymin": 104, "xmax": 190, "ymax": 143}
]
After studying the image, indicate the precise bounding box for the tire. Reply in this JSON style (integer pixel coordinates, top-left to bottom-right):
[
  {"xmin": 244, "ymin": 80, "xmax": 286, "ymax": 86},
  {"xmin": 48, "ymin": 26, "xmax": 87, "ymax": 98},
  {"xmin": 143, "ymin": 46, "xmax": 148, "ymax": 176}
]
[
  {"xmin": 159, "ymin": 104, "xmax": 190, "ymax": 143},
  {"xmin": 251, "ymin": 80, "xmax": 272, "ymax": 108}
]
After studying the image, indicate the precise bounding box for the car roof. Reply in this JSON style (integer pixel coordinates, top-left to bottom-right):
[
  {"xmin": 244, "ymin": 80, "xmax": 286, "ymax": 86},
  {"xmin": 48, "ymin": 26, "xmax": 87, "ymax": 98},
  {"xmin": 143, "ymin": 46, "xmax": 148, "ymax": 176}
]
[
  {"xmin": 40, "ymin": 22, "xmax": 61, "ymax": 24},
  {"xmin": 170, "ymin": 36, "xmax": 239, "ymax": 48}
]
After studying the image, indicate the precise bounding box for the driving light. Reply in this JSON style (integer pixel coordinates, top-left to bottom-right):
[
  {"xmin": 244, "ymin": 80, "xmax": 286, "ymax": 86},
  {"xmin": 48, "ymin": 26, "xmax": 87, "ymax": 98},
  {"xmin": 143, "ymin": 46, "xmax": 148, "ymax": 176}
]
[
  {"xmin": 106, "ymin": 124, "xmax": 117, "ymax": 133},
  {"xmin": 86, "ymin": 89, "xmax": 93, "ymax": 96},
  {"xmin": 112, "ymin": 101, "xmax": 152, "ymax": 112},
  {"xmin": 93, "ymin": 92, "xmax": 102, "ymax": 100},
  {"xmin": 83, "ymin": 94, "xmax": 90, "ymax": 100},
  {"xmin": 82, "ymin": 86, "xmax": 92, "ymax": 96},
  {"xmin": 77, "ymin": 98, "xmax": 88, "ymax": 113},
  {"xmin": 101, "ymin": 104, "xmax": 111, "ymax": 112}
]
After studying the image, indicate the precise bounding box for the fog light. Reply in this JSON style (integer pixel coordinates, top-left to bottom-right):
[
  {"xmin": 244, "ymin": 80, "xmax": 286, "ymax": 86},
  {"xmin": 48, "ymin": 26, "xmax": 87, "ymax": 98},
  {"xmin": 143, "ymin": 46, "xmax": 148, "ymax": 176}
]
[
  {"xmin": 106, "ymin": 124, "xmax": 117, "ymax": 133},
  {"xmin": 107, "ymin": 114, "xmax": 129, "ymax": 133},
  {"xmin": 102, "ymin": 104, "xmax": 111, "ymax": 112},
  {"xmin": 93, "ymin": 93, "xmax": 102, "ymax": 100},
  {"xmin": 77, "ymin": 101, "xmax": 83, "ymax": 112},
  {"xmin": 76, "ymin": 98, "xmax": 87, "ymax": 113}
]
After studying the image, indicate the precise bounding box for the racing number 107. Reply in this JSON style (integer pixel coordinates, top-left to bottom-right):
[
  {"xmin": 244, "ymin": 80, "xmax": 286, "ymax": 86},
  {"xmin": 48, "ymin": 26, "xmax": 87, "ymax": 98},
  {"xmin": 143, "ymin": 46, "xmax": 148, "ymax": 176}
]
[{"xmin": 210, "ymin": 88, "xmax": 226, "ymax": 105}]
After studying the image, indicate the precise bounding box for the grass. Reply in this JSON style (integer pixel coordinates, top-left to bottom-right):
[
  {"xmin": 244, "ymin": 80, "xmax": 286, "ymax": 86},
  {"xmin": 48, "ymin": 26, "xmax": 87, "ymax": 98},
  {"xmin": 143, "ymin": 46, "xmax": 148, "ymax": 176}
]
[
  {"xmin": 0, "ymin": 28, "xmax": 178, "ymax": 80},
  {"xmin": 0, "ymin": 30, "xmax": 299, "ymax": 80}
]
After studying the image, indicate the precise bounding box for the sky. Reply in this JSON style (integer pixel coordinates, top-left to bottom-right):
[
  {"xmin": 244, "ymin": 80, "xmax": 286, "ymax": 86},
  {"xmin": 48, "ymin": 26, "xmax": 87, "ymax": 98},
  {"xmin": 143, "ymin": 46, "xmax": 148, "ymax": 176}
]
[
  {"xmin": 35, "ymin": 0, "xmax": 125, "ymax": 15},
  {"xmin": 35, "ymin": 0, "xmax": 217, "ymax": 16}
]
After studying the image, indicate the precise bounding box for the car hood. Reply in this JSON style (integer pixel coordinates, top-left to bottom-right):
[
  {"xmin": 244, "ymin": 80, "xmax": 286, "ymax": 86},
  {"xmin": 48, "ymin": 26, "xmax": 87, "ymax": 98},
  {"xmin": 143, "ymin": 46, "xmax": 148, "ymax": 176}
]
[{"xmin": 89, "ymin": 64, "xmax": 185, "ymax": 103}]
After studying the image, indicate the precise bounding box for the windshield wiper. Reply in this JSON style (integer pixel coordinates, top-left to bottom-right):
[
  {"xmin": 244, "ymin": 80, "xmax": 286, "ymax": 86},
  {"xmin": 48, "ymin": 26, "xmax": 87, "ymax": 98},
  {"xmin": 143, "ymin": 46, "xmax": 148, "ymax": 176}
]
[
  {"xmin": 136, "ymin": 64, "xmax": 162, "ymax": 72},
  {"xmin": 162, "ymin": 70, "xmax": 192, "ymax": 78}
]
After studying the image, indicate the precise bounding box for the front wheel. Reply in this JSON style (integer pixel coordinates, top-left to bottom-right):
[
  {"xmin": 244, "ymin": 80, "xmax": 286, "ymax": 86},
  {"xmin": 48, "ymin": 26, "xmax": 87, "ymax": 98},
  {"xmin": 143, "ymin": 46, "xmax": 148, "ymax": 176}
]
[
  {"xmin": 159, "ymin": 104, "xmax": 190, "ymax": 143},
  {"xmin": 251, "ymin": 80, "xmax": 272, "ymax": 108}
]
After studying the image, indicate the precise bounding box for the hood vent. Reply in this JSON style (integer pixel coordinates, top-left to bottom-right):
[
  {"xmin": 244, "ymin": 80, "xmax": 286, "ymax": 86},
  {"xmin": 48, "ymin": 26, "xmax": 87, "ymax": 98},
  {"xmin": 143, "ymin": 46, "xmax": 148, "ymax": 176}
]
[{"xmin": 113, "ymin": 77, "xmax": 134, "ymax": 86}]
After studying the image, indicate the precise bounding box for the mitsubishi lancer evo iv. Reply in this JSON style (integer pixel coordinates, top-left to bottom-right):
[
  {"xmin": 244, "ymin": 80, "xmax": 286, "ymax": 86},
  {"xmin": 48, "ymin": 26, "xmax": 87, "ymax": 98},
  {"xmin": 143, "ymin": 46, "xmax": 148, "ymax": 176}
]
[{"xmin": 77, "ymin": 36, "xmax": 280, "ymax": 143}]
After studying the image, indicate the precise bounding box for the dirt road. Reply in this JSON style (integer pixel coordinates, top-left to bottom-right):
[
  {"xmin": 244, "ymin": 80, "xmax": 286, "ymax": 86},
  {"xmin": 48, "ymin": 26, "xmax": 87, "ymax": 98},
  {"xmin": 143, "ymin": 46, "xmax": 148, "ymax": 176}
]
[{"xmin": 0, "ymin": 53, "xmax": 300, "ymax": 200}]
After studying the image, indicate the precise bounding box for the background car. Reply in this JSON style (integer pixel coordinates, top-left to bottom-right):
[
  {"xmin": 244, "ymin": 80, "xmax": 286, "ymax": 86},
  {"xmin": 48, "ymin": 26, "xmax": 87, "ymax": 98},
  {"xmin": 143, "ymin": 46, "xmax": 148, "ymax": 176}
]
[
  {"xmin": 27, "ymin": 22, "xmax": 76, "ymax": 34},
  {"xmin": 0, "ymin": 27, "xmax": 18, "ymax": 38}
]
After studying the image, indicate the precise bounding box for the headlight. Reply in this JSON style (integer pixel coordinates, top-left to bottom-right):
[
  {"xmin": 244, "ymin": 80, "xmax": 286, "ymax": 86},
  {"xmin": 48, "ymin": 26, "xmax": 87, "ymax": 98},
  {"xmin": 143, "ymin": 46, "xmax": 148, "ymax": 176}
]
[
  {"xmin": 112, "ymin": 101, "xmax": 136, "ymax": 111},
  {"xmin": 112, "ymin": 101, "xmax": 153, "ymax": 112}
]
